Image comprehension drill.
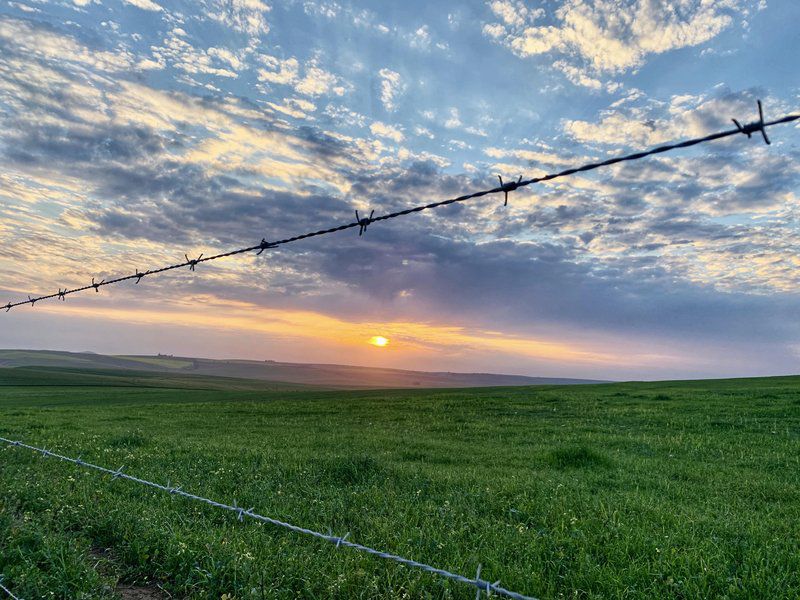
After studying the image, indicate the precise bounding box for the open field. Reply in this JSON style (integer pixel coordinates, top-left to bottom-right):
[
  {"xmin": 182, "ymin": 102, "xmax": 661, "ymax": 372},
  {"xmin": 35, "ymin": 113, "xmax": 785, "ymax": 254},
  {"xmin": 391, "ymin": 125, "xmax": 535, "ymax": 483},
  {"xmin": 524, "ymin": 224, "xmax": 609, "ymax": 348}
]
[{"xmin": 1, "ymin": 369, "xmax": 799, "ymax": 599}]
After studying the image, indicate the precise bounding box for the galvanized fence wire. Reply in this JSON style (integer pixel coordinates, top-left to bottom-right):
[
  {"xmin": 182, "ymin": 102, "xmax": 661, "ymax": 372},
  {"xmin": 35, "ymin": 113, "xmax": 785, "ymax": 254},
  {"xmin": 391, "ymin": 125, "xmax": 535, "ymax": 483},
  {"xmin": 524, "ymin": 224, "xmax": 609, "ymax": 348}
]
[
  {"xmin": 0, "ymin": 577, "xmax": 22, "ymax": 600},
  {"xmin": 0, "ymin": 437, "xmax": 539, "ymax": 600},
  {"xmin": 2, "ymin": 102, "xmax": 797, "ymax": 313}
]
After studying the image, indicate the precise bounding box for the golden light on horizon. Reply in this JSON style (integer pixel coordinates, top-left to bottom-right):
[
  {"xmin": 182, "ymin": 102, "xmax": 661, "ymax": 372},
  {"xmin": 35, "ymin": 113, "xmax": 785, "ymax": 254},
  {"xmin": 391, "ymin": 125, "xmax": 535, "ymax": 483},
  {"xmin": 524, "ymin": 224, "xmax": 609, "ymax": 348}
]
[
  {"xmin": 369, "ymin": 336, "xmax": 389, "ymax": 347},
  {"xmin": 40, "ymin": 297, "xmax": 632, "ymax": 366}
]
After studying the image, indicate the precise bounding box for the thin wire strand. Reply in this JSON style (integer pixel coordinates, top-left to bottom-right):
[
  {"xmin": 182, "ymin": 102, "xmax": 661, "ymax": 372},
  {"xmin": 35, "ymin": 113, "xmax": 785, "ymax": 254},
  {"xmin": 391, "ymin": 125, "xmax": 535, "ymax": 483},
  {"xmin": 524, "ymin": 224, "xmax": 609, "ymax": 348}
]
[
  {"xmin": 0, "ymin": 437, "xmax": 538, "ymax": 600},
  {"xmin": 0, "ymin": 578, "xmax": 21, "ymax": 600},
  {"xmin": 2, "ymin": 108, "xmax": 798, "ymax": 312}
]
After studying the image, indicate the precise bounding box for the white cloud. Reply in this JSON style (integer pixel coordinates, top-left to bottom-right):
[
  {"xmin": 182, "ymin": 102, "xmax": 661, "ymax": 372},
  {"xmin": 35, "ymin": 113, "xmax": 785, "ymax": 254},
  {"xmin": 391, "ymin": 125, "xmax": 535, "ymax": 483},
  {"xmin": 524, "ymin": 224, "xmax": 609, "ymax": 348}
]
[
  {"xmin": 258, "ymin": 56, "xmax": 345, "ymax": 97},
  {"xmin": 10, "ymin": 1, "xmax": 40, "ymax": 11},
  {"xmin": 408, "ymin": 25, "xmax": 431, "ymax": 50},
  {"xmin": 377, "ymin": 68, "xmax": 404, "ymax": 112},
  {"xmin": 265, "ymin": 97, "xmax": 316, "ymax": 119},
  {"xmin": 370, "ymin": 121, "xmax": 404, "ymax": 143},
  {"xmin": 205, "ymin": 0, "xmax": 271, "ymax": 40},
  {"xmin": 482, "ymin": 23, "xmax": 506, "ymax": 38},
  {"xmin": 464, "ymin": 126, "xmax": 488, "ymax": 137},
  {"xmin": 0, "ymin": 15, "xmax": 135, "ymax": 72},
  {"xmin": 151, "ymin": 29, "xmax": 240, "ymax": 78},
  {"xmin": 414, "ymin": 125, "xmax": 434, "ymax": 139},
  {"xmin": 485, "ymin": 147, "xmax": 576, "ymax": 167},
  {"xmin": 287, "ymin": 97, "xmax": 316, "ymax": 113},
  {"xmin": 444, "ymin": 107, "xmax": 462, "ymax": 129},
  {"xmin": 137, "ymin": 57, "xmax": 165, "ymax": 70},
  {"xmin": 258, "ymin": 55, "xmax": 299, "ymax": 84},
  {"xmin": 562, "ymin": 88, "xmax": 779, "ymax": 147},
  {"xmin": 295, "ymin": 63, "xmax": 344, "ymax": 97},
  {"xmin": 208, "ymin": 47, "xmax": 244, "ymax": 70},
  {"xmin": 484, "ymin": 0, "xmax": 754, "ymax": 89},
  {"xmin": 323, "ymin": 104, "xmax": 367, "ymax": 127},
  {"xmin": 123, "ymin": 0, "xmax": 164, "ymax": 11},
  {"xmin": 553, "ymin": 60, "xmax": 602, "ymax": 90},
  {"xmin": 487, "ymin": 0, "xmax": 542, "ymax": 28},
  {"xmin": 302, "ymin": 1, "xmax": 341, "ymax": 19}
]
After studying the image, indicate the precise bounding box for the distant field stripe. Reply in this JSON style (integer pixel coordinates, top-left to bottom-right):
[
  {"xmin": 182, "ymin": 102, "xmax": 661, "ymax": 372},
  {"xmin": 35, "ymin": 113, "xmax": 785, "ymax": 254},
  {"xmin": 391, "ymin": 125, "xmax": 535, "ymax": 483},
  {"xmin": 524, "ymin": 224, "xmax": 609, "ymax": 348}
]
[{"xmin": 0, "ymin": 437, "xmax": 539, "ymax": 600}]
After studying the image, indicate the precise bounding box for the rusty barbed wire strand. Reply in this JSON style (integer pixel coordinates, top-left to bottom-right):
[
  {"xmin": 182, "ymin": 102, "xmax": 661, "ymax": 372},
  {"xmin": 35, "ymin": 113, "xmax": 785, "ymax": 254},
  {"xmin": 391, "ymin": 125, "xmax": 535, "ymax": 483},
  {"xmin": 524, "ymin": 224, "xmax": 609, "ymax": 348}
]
[
  {"xmin": 0, "ymin": 436, "xmax": 538, "ymax": 600},
  {"xmin": 2, "ymin": 101, "xmax": 797, "ymax": 313}
]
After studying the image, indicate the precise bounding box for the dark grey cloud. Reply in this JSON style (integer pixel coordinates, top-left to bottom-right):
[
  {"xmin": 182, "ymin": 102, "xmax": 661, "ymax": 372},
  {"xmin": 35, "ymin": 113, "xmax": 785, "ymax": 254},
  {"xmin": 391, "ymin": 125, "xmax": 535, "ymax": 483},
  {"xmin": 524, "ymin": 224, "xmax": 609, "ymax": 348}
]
[{"xmin": 294, "ymin": 228, "xmax": 800, "ymax": 344}]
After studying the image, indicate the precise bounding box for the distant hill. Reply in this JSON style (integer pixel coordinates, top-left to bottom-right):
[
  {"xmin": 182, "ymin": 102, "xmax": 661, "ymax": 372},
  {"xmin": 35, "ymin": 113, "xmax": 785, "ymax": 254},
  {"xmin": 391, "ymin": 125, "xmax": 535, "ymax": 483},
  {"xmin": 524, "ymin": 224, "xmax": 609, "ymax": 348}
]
[
  {"xmin": 0, "ymin": 349, "xmax": 606, "ymax": 389},
  {"xmin": 0, "ymin": 365, "xmax": 323, "ymax": 392}
]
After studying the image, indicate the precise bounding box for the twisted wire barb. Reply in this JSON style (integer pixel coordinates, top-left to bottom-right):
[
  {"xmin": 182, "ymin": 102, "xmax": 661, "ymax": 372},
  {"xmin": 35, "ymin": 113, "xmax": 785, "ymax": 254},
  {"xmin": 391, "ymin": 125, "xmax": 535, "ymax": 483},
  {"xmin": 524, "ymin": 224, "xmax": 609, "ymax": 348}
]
[
  {"xmin": 0, "ymin": 577, "xmax": 21, "ymax": 600},
  {"xmin": 0, "ymin": 437, "xmax": 538, "ymax": 600},
  {"xmin": 2, "ymin": 104, "xmax": 798, "ymax": 312}
]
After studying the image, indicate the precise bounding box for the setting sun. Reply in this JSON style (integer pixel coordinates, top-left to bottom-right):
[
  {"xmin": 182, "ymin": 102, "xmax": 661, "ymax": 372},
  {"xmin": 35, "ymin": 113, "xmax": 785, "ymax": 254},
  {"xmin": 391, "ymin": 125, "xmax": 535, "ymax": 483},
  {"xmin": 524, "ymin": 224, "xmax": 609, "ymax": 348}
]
[{"xmin": 369, "ymin": 336, "xmax": 389, "ymax": 347}]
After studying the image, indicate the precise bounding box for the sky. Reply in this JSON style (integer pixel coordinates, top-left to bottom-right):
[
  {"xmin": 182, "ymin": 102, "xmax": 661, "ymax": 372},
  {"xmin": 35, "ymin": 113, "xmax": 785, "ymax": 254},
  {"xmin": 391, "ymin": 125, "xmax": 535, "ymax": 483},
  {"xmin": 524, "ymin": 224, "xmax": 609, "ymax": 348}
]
[{"xmin": 0, "ymin": 0, "xmax": 798, "ymax": 381}]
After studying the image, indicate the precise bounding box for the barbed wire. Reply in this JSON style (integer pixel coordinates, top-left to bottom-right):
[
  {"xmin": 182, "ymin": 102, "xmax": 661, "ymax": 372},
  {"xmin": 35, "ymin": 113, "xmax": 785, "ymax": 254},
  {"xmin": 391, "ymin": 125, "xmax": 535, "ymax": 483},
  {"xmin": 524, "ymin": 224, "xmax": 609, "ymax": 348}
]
[
  {"xmin": 0, "ymin": 577, "xmax": 22, "ymax": 600},
  {"xmin": 1, "ymin": 101, "xmax": 798, "ymax": 313},
  {"xmin": 0, "ymin": 436, "xmax": 539, "ymax": 600}
]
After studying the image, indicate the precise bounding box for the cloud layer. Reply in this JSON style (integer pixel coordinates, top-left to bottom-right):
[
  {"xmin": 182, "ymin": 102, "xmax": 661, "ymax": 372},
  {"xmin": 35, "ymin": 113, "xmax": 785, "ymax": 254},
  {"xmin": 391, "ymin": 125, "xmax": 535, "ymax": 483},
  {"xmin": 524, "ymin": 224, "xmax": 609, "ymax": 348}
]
[
  {"xmin": 0, "ymin": 2, "xmax": 798, "ymax": 379},
  {"xmin": 483, "ymin": 0, "xmax": 761, "ymax": 90}
]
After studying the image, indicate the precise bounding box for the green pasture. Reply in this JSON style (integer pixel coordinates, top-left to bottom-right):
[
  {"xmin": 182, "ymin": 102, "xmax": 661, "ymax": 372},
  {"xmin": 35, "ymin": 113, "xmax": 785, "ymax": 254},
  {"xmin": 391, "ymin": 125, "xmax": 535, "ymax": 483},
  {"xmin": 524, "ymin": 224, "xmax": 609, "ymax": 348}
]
[{"xmin": 1, "ymin": 368, "xmax": 798, "ymax": 599}]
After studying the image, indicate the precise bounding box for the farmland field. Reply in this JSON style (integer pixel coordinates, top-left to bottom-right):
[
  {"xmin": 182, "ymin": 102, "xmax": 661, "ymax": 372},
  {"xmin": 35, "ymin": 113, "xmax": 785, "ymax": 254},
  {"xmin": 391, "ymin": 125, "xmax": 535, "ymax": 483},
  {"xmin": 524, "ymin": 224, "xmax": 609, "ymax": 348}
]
[{"xmin": 1, "ymin": 369, "xmax": 799, "ymax": 599}]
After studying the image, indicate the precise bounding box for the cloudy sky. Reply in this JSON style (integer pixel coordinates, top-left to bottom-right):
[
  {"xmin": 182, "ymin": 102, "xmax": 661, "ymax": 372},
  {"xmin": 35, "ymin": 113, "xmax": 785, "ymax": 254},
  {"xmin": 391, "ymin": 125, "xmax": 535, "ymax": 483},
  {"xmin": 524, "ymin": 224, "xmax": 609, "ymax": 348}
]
[{"xmin": 0, "ymin": 0, "xmax": 798, "ymax": 380}]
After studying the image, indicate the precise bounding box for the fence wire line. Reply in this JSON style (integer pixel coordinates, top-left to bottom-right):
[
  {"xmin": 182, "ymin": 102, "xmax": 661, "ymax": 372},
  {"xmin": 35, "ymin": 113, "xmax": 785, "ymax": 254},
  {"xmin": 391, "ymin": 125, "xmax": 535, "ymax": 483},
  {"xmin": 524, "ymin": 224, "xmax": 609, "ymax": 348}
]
[
  {"xmin": 0, "ymin": 578, "xmax": 21, "ymax": 600},
  {"xmin": 0, "ymin": 437, "xmax": 539, "ymax": 600},
  {"xmin": 2, "ymin": 103, "xmax": 797, "ymax": 313}
]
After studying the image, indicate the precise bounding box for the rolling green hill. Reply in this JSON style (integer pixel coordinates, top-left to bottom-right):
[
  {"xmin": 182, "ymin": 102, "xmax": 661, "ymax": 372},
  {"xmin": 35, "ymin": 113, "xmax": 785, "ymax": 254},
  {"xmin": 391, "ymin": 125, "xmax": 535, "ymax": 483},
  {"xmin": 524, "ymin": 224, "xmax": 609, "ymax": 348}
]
[
  {"xmin": 1, "ymin": 375, "xmax": 798, "ymax": 598},
  {"xmin": 0, "ymin": 349, "xmax": 606, "ymax": 389},
  {"xmin": 0, "ymin": 366, "xmax": 323, "ymax": 394}
]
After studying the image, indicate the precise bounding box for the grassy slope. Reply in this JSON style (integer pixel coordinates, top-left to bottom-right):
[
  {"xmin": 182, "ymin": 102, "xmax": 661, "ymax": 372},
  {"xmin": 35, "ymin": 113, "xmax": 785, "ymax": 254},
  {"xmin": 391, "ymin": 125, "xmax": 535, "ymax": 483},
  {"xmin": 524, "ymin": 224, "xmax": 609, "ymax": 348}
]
[
  {"xmin": 0, "ymin": 375, "xmax": 798, "ymax": 599},
  {"xmin": 0, "ymin": 349, "xmax": 604, "ymax": 388},
  {"xmin": 0, "ymin": 366, "xmax": 325, "ymax": 395}
]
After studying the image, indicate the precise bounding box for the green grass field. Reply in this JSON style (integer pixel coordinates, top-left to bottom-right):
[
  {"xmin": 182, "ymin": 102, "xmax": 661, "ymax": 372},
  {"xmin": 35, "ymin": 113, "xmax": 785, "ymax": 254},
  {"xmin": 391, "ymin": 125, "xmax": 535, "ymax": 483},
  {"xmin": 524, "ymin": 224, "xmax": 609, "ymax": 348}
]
[{"xmin": 1, "ymin": 368, "xmax": 799, "ymax": 599}]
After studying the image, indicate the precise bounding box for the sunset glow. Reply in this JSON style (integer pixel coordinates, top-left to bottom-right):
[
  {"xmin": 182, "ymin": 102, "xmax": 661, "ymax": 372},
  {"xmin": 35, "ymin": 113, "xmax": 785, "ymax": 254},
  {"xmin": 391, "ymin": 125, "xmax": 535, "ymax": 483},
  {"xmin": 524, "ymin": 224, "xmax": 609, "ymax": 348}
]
[{"xmin": 369, "ymin": 336, "xmax": 389, "ymax": 347}]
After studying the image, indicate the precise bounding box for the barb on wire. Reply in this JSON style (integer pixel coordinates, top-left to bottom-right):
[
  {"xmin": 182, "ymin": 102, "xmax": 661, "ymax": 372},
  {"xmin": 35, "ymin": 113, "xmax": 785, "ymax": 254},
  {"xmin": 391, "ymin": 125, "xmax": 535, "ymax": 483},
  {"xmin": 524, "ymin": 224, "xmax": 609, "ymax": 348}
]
[
  {"xmin": 91, "ymin": 278, "xmax": 104, "ymax": 292},
  {"xmin": 2, "ymin": 100, "xmax": 797, "ymax": 313},
  {"xmin": 185, "ymin": 253, "xmax": 203, "ymax": 271},
  {"xmin": 732, "ymin": 99, "xmax": 770, "ymax": 145},
  {"xmin": 498, "ymin": 175, "xmax": 522, "ymax": 207},
  {"xmin": 0, "ymin": 437, "xmax": 537, "ymax": 600},
  {"xmin": 0, "ymin": 576, "xmax": 22, "ymax": 600},
  {"xmin": 257, "ymin": 238, "xmax": 276, "ymax": 255},
  {"xmin": 356, "ymin": 209, "xmax": 374, "ymax": 236},
  {"xmin": 475, "ymin": 564, "xmax": 502, "ymax": 600}
]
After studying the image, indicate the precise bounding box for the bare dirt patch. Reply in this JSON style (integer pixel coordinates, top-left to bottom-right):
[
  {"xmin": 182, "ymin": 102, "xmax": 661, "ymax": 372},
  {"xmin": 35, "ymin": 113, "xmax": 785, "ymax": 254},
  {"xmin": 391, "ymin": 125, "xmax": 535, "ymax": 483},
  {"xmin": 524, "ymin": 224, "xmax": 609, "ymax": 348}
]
[
  {"xmin": 115, "ymin": 584, "xmax": 166, "ymax": 600},
  {"xmin": 89, "ymin": 547, "xmax": 168, "ymax": 599}
]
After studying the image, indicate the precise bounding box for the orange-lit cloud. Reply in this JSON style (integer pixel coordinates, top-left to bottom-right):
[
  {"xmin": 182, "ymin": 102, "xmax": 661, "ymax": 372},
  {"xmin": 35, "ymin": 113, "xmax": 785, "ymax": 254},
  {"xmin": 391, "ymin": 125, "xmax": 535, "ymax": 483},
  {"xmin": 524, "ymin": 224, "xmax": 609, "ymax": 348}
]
[{"xmin": 23, "ymin": 293, "xmax": 689, "ymax": 371}]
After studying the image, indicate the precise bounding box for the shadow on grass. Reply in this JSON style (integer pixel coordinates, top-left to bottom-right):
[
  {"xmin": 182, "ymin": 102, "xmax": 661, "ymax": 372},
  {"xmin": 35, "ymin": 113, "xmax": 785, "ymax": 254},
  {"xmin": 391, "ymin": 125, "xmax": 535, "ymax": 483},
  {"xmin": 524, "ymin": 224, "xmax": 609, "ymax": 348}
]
[
  {"xmin": 548, "ymin": 446, "xmax": 613, "ymax": 470},
  {"xmin": 309, "ymin": 455, "xmax": 388, "ymax": 486},
  {"xmin": 108, "ymin": 430, "xmax": 149, "ymax": 449}
]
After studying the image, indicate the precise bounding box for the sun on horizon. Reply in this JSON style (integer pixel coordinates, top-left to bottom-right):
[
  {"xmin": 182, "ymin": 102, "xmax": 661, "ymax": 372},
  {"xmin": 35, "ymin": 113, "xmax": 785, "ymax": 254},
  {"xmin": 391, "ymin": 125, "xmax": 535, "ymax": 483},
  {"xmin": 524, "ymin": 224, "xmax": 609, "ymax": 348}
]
[{"xmin": 369, "ymin": 336, "xmax": 389, "ymax": 347}]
